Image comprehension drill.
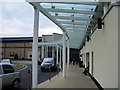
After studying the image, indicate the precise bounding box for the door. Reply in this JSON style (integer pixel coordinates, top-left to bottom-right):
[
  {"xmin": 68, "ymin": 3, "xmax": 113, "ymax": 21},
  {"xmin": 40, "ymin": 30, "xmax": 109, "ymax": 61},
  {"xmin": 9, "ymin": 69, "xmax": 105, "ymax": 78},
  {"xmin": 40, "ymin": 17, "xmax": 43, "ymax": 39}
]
[
  {"xmin": 86, "ymin": 53, "xmax": 89, "ymax": 70},
  {"xmin": 91, "ymin": 52, "xmax": 94, "ymax": 76},
  {"xmin": 2, "ymin": 65, "xmax": 15, "ymax": 87}
]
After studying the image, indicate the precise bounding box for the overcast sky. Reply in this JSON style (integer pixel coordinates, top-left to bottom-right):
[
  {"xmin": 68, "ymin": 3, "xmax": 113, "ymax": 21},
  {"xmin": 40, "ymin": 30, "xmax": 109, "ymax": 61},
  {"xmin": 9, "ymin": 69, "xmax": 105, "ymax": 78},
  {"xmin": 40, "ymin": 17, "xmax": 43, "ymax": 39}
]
[{"xmin": 0, "ymin": 0, "xmax": 62, "ymax": 38}]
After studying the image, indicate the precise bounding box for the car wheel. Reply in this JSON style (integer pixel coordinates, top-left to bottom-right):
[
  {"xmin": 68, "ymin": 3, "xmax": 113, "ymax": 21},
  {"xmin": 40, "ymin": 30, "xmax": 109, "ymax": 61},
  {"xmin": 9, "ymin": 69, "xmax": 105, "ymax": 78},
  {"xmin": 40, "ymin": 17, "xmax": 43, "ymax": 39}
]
[{"xmin": 12, "ymin": 79, "xmax": 20, "ymax": 88}]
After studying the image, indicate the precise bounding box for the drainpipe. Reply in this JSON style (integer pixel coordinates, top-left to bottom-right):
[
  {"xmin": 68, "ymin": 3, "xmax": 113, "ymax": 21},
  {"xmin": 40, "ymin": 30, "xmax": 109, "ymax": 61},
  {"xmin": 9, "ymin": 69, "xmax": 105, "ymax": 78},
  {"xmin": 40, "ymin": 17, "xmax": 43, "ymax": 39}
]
[
  {"xmin": 63, "ymin": 30, "xmax": 66, "ymax": 77},
  {"xmin": 32, "ymin": 7, "xmax": 39, "ymax": 88}
]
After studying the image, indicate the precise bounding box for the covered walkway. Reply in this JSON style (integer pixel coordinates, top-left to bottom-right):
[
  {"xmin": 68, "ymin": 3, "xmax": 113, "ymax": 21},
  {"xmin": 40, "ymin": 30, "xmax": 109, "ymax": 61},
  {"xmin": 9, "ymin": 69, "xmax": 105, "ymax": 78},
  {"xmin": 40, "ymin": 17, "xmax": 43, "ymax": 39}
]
[
  {"xmin": 38, "ymin": 64, "xmax": 98, "ymax": 88},
  {"xmin": 25, "ymin": 0, "xmax": 119, "ymax": 89}
]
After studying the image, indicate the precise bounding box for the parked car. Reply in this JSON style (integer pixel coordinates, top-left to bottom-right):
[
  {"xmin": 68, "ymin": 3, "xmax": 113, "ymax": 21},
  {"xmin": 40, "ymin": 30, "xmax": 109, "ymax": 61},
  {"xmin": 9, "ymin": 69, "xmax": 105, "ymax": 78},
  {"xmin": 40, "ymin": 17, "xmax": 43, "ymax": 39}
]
[
  {"xmin": 41, "ymin": 58, "xmax": 57, "ymax": 71},
  {"xmin": 1, "ymin": 59, "xmax": 12, "ymax": 64},
  {"xmin": 0, "ymin": 63, "xmax": 20, "ymax": 89},
  {"xmin": 38, "ymin": 58, "xmax": 43, "ymax": 65}
]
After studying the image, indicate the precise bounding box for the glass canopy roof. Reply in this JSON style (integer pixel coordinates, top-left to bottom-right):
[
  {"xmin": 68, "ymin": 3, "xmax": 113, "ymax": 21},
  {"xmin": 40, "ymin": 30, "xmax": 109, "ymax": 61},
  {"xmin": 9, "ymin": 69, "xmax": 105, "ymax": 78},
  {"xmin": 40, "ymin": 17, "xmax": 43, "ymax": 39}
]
[{"xmin": 26, "ymin": 1, "xmax": 104, "ymax": 49}]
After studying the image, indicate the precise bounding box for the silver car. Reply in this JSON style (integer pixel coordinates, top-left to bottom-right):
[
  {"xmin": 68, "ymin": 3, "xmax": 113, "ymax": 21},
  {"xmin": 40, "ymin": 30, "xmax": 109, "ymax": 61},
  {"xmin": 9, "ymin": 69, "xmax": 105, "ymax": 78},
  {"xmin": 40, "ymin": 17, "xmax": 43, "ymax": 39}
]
[
  {"xmin": 41, "ymin": 58, "xmax": 57, "ymax": 71},
  {"xmin": 0, "ymin": 63, "xmax": 20, "ymax": 89},
  {"xmin": 1, "ymin": 59, "xmax": 12, "ymax": 64}
]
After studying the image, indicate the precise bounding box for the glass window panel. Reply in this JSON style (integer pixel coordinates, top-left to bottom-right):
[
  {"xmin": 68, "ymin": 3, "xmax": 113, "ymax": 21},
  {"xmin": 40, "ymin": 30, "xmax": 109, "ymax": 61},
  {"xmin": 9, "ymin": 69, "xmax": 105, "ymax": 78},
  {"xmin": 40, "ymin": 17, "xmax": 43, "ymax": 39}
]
[
  {"xmin": 40, "ymin": 2, "xmax": 96, "ymax": 33},
  {"xmin": 57, "ymin": 19, "xmax": 88, "ymax": 23},
  {"xmin": 50, "ymin": 12, "xmax": 93, "ymax": 17},
  {"xmin": 41, "ymin": 3, "xmax": 96, "ymax": 11},
  {"xmin": 62, "ymin": 24, "xmax": 87, "ymax": 27},
  {"xmin": 65, "ymin": 27, "xmax": 87, "ymax": 29},
  {"xmin": 74, "ymin": 20, "xmax": 88, "ymax": 23},
  {"xmin": 61, "ymin": 23, "xmax": 75, "ymax": 25},
  {"xmin": 56, "ymin": 19, "xmax": 71, "ymax": 22},
  {"xmin": 74, "ymin": 25, "xmax": 86, "ymax": 27}
]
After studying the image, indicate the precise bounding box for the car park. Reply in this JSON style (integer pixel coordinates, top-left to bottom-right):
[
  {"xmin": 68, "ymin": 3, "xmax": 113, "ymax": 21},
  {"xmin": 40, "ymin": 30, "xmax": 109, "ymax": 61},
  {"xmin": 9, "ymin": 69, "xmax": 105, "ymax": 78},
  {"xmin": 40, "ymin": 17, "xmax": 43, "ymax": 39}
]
[
  {"xmin": 0, "ymin": 63, "xmax": 20, "ymax": 88},
  {"xmin": 1, "ymin": 59, "xmax": 12, "ymax": 64},
  {"xmin": 41, "ymin": 58, "xmax": 57, "ymax": 71}
]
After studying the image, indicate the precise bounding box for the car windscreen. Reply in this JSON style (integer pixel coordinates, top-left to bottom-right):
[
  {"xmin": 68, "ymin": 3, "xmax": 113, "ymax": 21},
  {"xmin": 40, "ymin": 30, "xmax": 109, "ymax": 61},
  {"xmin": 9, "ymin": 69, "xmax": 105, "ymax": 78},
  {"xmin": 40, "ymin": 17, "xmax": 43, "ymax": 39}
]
[
  {"xmin": 2, "ymin": 61, "xmax": 9, "ymax": 63},
  {"xmin": 43, "ymin": 58, "xmax": 54, "ymax": 63}
]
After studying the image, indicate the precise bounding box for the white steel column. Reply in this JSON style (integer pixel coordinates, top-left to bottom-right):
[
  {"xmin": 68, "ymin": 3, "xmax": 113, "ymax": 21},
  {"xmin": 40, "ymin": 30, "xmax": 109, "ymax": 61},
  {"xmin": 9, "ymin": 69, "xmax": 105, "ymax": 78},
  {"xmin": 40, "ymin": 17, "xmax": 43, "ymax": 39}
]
[
  {"xmin": 85, "ymin": 53, "xmax": 87, "ymax": 68},
  {"xmin": 83, "ymin": 54, "xmax": 86, "ymax": 68},
  {"xmin": 56, "ymin": 45, "xmax": 59, "ymax": 65},
  {"xmin": 59, "ymin": 47, "xmax": 62, "ymax": 69},
  {"xmin": 0, "ymin": 42, "xmax": 2, "ymax": 60},
  {"xmin": 41, "ymin": 45, "xmax": 44, "ymax": 58},
  {"xmin": 32, "ymin": 7, "xmax": 39, "ymax": 88},
  {"xmin": 41, "ymin": 35, "xmax": 44, "ymax": 58},
  {"xmin": 63, "ymin": 31, "xmax": 66, "ymax": 77},
  {"xmin": 89, "ymin": 52, "xmax": 92, "ymax": 75},
  {"xmin": 83, "ymin": 54, "xmax": 85, "ymax": 67},
  {"xmin": 46, "ymin": 46, "xmax": 48, "ymax": 57},
  {"xmin": 52, "ymin": 47, "xmax": 55, "ymax": 58},
  {"xmin": 67, "ymin": 40, "xmax": 70, "ymax": 70}
]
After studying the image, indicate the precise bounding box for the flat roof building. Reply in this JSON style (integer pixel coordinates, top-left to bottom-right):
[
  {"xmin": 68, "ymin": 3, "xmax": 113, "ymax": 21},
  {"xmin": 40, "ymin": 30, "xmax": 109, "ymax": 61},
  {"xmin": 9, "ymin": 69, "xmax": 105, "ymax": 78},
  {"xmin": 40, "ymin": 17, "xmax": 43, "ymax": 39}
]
[
  {"xmin": 0, "ymin": 37, "xmax": 42, "ymax": 59},
  {"xmin": 0, "ymin": 33, "xmax": 66, "ymax": 60}
]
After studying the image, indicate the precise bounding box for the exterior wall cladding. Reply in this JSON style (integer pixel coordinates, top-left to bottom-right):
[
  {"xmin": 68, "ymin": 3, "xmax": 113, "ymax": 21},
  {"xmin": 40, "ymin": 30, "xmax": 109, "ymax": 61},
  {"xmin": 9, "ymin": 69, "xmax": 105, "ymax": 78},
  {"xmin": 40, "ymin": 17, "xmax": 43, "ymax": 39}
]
[{"xmin": 81, "ymin": 6, "xmax": 119, "ymax": 88}]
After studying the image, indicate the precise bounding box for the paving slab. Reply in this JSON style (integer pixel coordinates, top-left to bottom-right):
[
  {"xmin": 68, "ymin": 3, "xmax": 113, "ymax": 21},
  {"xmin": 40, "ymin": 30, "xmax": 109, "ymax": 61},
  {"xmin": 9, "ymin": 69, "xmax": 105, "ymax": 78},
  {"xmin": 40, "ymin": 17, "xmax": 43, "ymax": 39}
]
[{"xmin": 38, "ymin": 64, "xmax": 98, "ymax": 88}]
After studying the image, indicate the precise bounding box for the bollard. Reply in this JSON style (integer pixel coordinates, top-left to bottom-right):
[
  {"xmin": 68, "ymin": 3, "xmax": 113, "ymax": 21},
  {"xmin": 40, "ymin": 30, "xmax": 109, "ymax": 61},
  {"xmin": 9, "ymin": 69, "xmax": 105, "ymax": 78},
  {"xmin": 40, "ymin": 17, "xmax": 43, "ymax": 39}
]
[
  {"xmin": 28, "ymin": 69, "xmax": 32, "ymax": 89},
  {"xmin": 57, "ymin": 64, "xmax": 59, "ymax": 76},
  {"xmin": 49, "ymin": 66, "xmax": 51, "ymax": 81}
]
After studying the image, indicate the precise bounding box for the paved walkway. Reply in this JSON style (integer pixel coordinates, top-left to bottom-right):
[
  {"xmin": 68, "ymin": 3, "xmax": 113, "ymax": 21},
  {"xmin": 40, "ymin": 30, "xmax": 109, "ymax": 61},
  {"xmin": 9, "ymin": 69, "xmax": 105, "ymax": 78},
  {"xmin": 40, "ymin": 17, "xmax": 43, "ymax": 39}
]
[{"xmin": 38, "ymin": 64, "xmax": 98, "ymax": 88}]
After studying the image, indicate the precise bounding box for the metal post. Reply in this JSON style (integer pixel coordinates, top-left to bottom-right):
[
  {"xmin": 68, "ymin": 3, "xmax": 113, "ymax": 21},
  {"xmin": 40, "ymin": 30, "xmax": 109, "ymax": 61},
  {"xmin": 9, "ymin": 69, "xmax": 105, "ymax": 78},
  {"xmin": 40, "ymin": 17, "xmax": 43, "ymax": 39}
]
[
  {"xmin": 42, "ymin": 36, "xmax": 45, "ymax": 58},
  {"xmin": 85, "ymin": 53, "xmax": 87, "ymax": 68},
  {"xmin": 32, "ymin": 7, "xmax": 39, "ymax": 88},
  {"xmin": 0, "ymin": 41, "xmax": 2, "ymax": 60},
  {"xmin": 59, "ymin": 47, "xmax": 62, "ymax": 69},
  {"xmin": 67, "ymin": 40, "xmax": 70, "ymax": 70},
  {"xmin": 46, "ymin": 46, "xmax": 48, "ymax": 58},
  {"xmin": 28, "ymin": 69, "xmax": 32, "ymax": 89},
  {"xmin": 56, "ymin": 45, "xmax": 59, "ymax": 65},
  {"xmin": 52, "ymin": 47, "xmax": 55, "ymax": 58},
  {"xmin": 49, "ymin": 66, "xmax": 51, "ymax": 81},
  {"xmin": 41, "ymin": 45, "xmax": 44, "ymax": 58},
  {"xmin": 63, "ymin": 31, "xmax": 66, "ymax": 77},
  {"xmin": 89, "ymin": 52, "xmax": 92, "ymax": 75}
]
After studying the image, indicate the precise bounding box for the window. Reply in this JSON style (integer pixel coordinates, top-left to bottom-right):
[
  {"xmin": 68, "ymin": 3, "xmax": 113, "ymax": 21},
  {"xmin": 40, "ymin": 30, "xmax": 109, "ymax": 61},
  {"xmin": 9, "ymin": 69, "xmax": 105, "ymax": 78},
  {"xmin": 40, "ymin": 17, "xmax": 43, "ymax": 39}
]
[{"xmin": 2, "ymin": 65, "xmax": 14, "ymax": 74}]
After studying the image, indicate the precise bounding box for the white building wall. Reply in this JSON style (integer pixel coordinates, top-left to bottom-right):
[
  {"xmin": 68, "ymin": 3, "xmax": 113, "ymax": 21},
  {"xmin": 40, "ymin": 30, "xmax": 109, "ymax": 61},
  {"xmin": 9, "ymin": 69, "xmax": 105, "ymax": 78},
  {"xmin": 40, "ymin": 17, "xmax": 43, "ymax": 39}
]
[
  {"xmin": 53, "ymin": 33, "xmax": 63, "ymax": 40},
  {"xmin": 44, "ymin": 35, "xmax": 53, "ymax": 41},
  {"xmin": 81, "ymin": 6, "xmax": 118, "ymax": 88}
]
